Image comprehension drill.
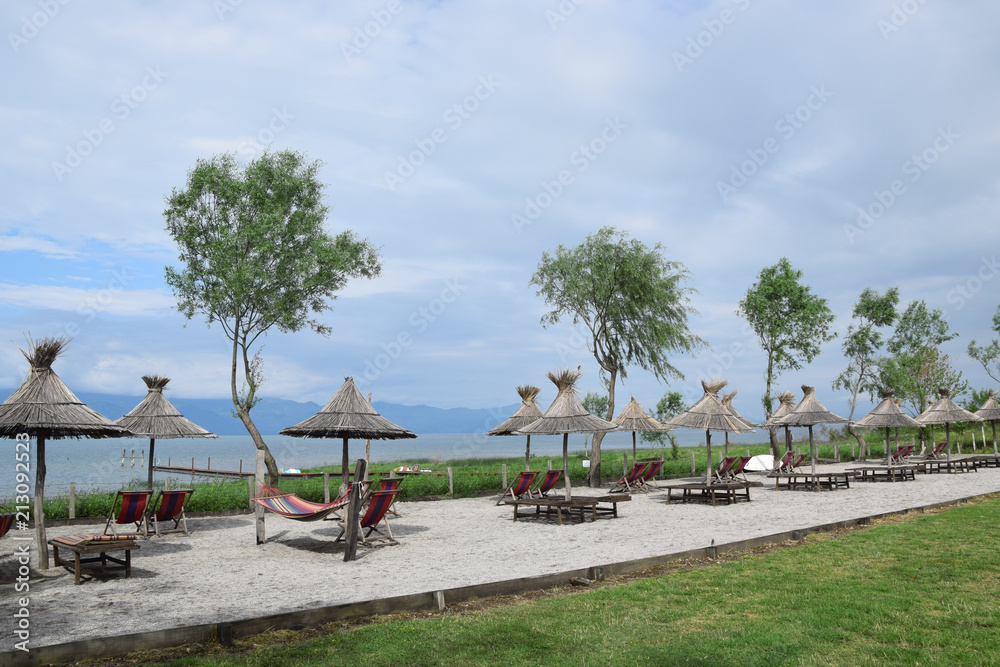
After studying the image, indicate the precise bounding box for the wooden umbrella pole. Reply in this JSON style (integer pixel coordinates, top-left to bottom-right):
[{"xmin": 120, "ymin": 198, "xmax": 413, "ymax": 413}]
[
  {"xmin": 562, "ymin": 433, "xmax": 571, "ymax": 500},
  {"xmin": 525, "ymin": 434, "xmax": 531, "ymax": 472},
  {"xmin": 341, "ymin": 437, "xmax": 350, "ymax": 493},
  {"xmin": 885, "ymin": 427, "xmax": 891, "ymax": 470},
  {"xmin": 632, "ymin": 431, "xmax": 637, "ymax": 465},
  {"xmin": 724, "ymin": 431, "xmax": 730, "ymax": 458},
  {"xmin": 809, "ymin": 425, "xmax": 816, "ymax": 475},
  {"xmin": 35, "ymin": 435, "xmax": 48, "ymax": 570},
  {"xmin": 147, "ymin": 437, "xmax": 156, "ymax": 491},
  {"xmin": 945, "ymin": 422, "xmax": 951, "ymax": 462},
  {"xmin": 705, "ymin": 430, "xmax": 712, "ymax": 484},
  {"xmin": 993, "ymin": 421, "xmax": 998, "ymax": 456}
]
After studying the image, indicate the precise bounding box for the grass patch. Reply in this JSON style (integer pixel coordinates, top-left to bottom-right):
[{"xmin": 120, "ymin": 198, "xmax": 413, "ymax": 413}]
[{"xmin": 87, "ymin": 495, "xmax": 1000, "ymax": 667}]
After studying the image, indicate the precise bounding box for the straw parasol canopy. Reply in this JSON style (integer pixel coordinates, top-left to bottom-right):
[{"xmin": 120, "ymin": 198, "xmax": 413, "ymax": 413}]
[
  {"xmin": 487, "ymin": 385, "xmax": 544, "ymax": 471},
  {"xmin": 853, "ymin": 390, "xmax": 921, "ymax": 467},
  {"xmin": 762, "ymin": 390, "xmax": 797, "ymax": 454},
  {"xmin": 611, "ymin": 396, "xmax": 671, "ymax": 465},
  {"xmin": 280, "ymin": 377, "xmax": 416, "ymax": 491},
  {"xmin": 0, "ymin": 337, "xmax": 132, "ymax": 569},
  {"xmin": 515, "ymin": 367, "xmax": 616, "ymax": 499},
  {"xmin": 916, "ymin": 388, "xmax": 982, "ymax": 461},
  {"xmin": 664, "ymin": 379, "xmax": 753, "ymax": 483},
  {"xmin": 975, "ymin": 390, "xmax": 1000, "ymax": 455},
  {"xmin": 115, "ymin": 375, "xmax": 217, "ymax": 490},
  {"xmin": 775, "ymin": 385, "xmax": 846, "ymax": 474},
  {"xmin": 721, "ymin": 389, "xmax": 757, "ymax": 457}
]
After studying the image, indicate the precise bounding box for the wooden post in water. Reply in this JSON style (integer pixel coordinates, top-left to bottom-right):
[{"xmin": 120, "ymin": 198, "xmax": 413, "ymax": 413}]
[
  {"xmin": 208, "ymin": 457, "xmax": 211, "ymax": 471},
  {"xmin": 501, "ymin": 464, "xmax": 507, "ymax": 491},
  {"xmin": 68, "ymin": 482, "xmax": 75, "ymax": 520},
  {"xmin": 121, "ymin": 449, "xmax": 125, "ymax": 467},
  {"xmin": 343, "ymin": 459, "xmax": 368, "ymax": 562},
  {"xmin": 254, "ymin": 449, "xmax": 266, "ymax": 544},
  {"xmin": 323, "ymin": 473, "xmax": 330, "ymax": 504}
]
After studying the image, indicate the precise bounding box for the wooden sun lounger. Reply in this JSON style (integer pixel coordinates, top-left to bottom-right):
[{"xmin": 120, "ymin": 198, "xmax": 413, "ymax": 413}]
[
  {"xmin": 504, "ymin": 495, "xmax": 630, "ymax": 524},
  {"xmin": 664, "ymin": 481, "xmax": 751, "ymax": 506},
  {"xmin": 846, "ymin": 465, "xmax": 917, "ymax": 482},
  {"xmin": 914, "ymin": 458, "xmax": 978, "ymax": 474},
  {"xmin": 772, "ymin": 472, "xmax": 852, "ymax": 492}
]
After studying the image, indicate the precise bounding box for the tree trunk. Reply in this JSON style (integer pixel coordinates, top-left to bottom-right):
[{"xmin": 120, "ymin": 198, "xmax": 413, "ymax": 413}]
[
  {"xmin": 588, "ymin": 367, "xmax": 617, "ymax": 487},
  {"xmin": 847, "ymin": 423, "xmax": 866, "ymax": 460},
  {"xmin": 768, "ymin": 427, "xmax": 780, "ymax": 459},
  {"xmin": 237, "ymin": 409, "xmax": 279, "ymax": 485}
]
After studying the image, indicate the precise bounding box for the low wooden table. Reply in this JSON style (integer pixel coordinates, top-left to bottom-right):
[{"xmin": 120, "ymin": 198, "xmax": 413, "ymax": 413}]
[
  {"xmin": 846, "ymin": 465, "xmax": 917, "ymax": 482},
  {"xmin": 505, "ymin": 495, "xmax": 630, "ymax": 524},
  {"xmin": 49, "ymin": 535, "xmax": 139, "ymax": 585},
  {"xmin": 915, "ymin": 458, "xmax": 978, "ymax": 474},
  {"xmin": 664, "ymin": 481, "xmax": 751, "ymax": 506},
  {"xmin": 971, "ymin": 454, "xmax": 1000, "ymax": 468},
  {"xmin": 771, "ymin": 472, "xmax": 852, "ymax": 492}
]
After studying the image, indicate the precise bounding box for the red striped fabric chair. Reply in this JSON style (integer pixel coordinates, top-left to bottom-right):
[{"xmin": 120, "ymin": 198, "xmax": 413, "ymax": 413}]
[
  {"xmin": 104, "ymin": 490, "xmax": 153, "ymax": 538},
  {"xmin": 0, "ymin": 513, "xmax": 14, "ymax": 539},
  {"xmin": 531, "ymin": 469, "xmax": 563, "ymax": 498},
  {"xmin": 713, "ymin": 457, "xmax": 737, "ymax": 481},
  {"xmin": 497, "ymin": 470, "xmax": 539, "ymax": 505},
  {"xmin": 639, "ymin": 460, "xmax": 665, "ymax": 489},
  {"xmin": 336, "ymin": 490, "xmax": 400, "ymax": 548},
  {"xmin": 150, "ymin": 489, "xmax": 194, "ymax": 536},
  {"xmin": 610, "ymin": 461, "xmax": 648, "ymax": 493},
  {"xmin": 372, "ymin": 477, "xmax": 403, "ymax": 516}
]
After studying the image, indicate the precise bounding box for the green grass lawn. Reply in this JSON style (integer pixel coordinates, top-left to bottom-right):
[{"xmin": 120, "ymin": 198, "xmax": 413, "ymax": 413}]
[{"xmin": 116, "ymin": 495, "xmax": 1000, "ymax": 667}]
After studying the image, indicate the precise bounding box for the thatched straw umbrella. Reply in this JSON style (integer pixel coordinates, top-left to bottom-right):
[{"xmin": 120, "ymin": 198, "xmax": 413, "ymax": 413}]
[
  {"xmin": 774, "ymin": 386, "xmax": 846, "ymax": 474},
  {"xmin": 762, "ymin": 390, "xmax": 796, "ymax": 455},
  {"xmin": 853, "ymin": 390, "xmax": 920, "ymax": 469},
  {"xmin": 975, "ymin": 391, "xmax": 1000, "ymax": 456},
  {"xmin": 515, "ymin": 368, "xmax": 616, "ymax": 500},
  {"xmin": 0, "ymin": 337, "xmax": 131, "ymax": 569},
  {"xmin": 280, "ymin": 377, "xmax": 416, "ymax": 493},
  {"xmin": 115, "ymin": 375, "xmax": 217, "ymax": 491},
  {"xmin": 664, "ymin": 379, "xmax": 753, "ymax": 484},
  {"xmin": 916, "ymin": 388, "xmax": 982, "ymax": 462},
  {"xmin": 611, "ymin": 396, "xmax": 671, "ymax": 465},
  {"xmin": 487, "ymin": 385, "xmax": 544, "ymax": 472},
  {"xmin": 721, "ymin": 389, "xmax": 757, "ymax": 458}
]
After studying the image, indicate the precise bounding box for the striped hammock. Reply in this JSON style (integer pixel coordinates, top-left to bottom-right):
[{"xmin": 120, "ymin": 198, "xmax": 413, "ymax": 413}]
[{"xmin": 252, "ymin": 484, "xmax": 345, "ymax": 522}]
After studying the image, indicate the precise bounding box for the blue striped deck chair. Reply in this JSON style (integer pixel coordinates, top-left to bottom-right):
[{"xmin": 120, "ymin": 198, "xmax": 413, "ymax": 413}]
[
  {"xmin": 335, "ymin": 490, "xmax": 399, "ymax": 548},
  {"xmin": 150, "ymin": 489, "xmax": 194, "ymax": 536},
  {"xmin": 609, "ymin": 462, "xmax": 647, "ymax": 493},
  {"xmin": 530, "ymin": 469, "xmax": 563, "ymax": 498},
  {"xmin": 104, "ymin": 490, "xmax": 153, "ymax": 538},
  {"xmin": 497, "ymin": 470, "xmax": 539, "ymax": 505}
]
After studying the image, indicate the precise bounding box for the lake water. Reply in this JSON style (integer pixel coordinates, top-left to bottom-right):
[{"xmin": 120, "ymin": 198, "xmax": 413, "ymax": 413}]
[{"xmin": 7, "ymin": 429, "xmax": 781, "ymax": 496}]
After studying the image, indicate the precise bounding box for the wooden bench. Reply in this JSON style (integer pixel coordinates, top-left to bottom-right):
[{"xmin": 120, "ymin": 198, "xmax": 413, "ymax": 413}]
[
  {"xmin": 49, "ymin": 535, "xmax": 139, "ymax": 585},
  {"xmin": 664, "ymin": 482, "xmax": 751, "ymax": 506},
  {"xmin": 915, "ymin": 458, "xmax": 978, "ymax": 474},
  {"xmin": 846, "ymin": 465, "xmax": 917, "ymax": 482},
  {"xmin": 771, "ymin": 472, "xmax": 852, "ymax": 492},
  {"xmin": 971, "ymin": 454, "xmax": 1000, "ymax": 468},
  {"xmin": 504, "ymin": 495, "xmax": 630, "ymax": 524}
]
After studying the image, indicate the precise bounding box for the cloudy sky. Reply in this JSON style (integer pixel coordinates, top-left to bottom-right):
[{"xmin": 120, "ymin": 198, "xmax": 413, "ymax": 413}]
[{"xmin": 3, "ymin": 0, "xmax": 999, "ymax": 424}]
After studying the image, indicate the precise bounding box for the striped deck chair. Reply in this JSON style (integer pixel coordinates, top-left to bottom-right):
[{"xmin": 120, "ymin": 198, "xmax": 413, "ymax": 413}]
[
  {"xmin": 104, "ymin": 490, "xmax": 153, "ymax": 538},
  {"xmin": 497, "ymin": 470, "xmax": 539, "ymax": 505},
  {"xmin": 531, "ymin": 469, "xmax": 563, "ymax": 498},
  {"xmin": 889, "ymin": 445, "xmax": 914, "ymax": 464},
  {"xmin": 0, "ymin": 513, "xmax": 14, "ymax": 539},
  {"xmin": 789, "ymin": 454, "xmax": 808, "ymax": 471},
  {"xmin": 150, "ymin": 489, "xmax": 193, "ymax": 536},
  {"xmin": 768, "ymin": 452, "xmax": 795, "ymax": 476},
  {"xmin": 923, "ymin": 442, "xmax": 948, "ymax": 459},
  {"xmin": 728, "ymin": 456, "xmax": 752, "ymax": 481},
  {"xmin": 609, "ymin": 461, "xmax": 647, "ymax": 493},
  {"xmin": 713, "ymin": 456, "xmax": 737, "ymax": 481},
  {"xmin": 372, "ymin": 477, "xmax": 403, "ymax": 516},
  {"xmin": 335, "ymin": 490, "xmax": 399, "ymax": 548},
  {"xmin": 253, "ymin": 484, "xmax": 344, "ymax": 522},
  {"xmin": 639, "ymin": 460, "xmax": 665, "ymax": 489}
]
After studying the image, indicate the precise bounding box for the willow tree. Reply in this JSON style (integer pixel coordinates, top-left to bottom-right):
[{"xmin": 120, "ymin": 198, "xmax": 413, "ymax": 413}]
[
  {"xmin": 530, "ymin": 226, "xmax": 704, "ymax": 487},
  {"xmin": 164, "ymin": 150, "xmax": 382, "ymax": 483},
  {"xmin": 737, "ymin": 258, "xmax": 836, "ymax": 458},
  {"xmin": 832, "ymin": 287, "xmax": 899, "ymax": 459},
  {"xmin": 968, "ymin": 305, "xmax": 1000, "ymax": 383}
]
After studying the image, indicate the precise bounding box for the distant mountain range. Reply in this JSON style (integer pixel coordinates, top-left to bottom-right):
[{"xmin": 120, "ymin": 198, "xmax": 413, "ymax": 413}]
[{"xmin": 75, "ymin": 392, "xmax": 521, "ymax": 436}]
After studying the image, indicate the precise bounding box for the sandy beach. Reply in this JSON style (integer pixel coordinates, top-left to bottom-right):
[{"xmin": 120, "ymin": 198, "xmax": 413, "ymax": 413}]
[{"xmin": 3, "ymin": 461, "xmax": 1000, "ymax": 652}]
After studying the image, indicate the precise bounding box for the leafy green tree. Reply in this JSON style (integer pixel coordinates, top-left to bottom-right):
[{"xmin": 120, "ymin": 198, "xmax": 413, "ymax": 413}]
[
  {"xmin": 530, "ymin": 227, "xmax": 705, "ymax": 486},
  {"xmin": 581, "ymin": 391, "xmax": 609, "ymax": 458},
  {"xmin": 164, "ymin": 150, "xmax": 382, "ymax": 484},
  {"xmin": 968, "ymin": 305, "xmax": 1000, "ymax": 383},
  {"xmin": 736, "ymin": 258, "xmax": 836, "ymax": 457},
  {"xmin": 640, "ymin": 390, "xmax": 685, "ymax": 458},
  {"xmin": 832, "ymin": 287, "xmax": 899, "ymax": 459},
  {"xmin": 879, "ymin": 300, "xmax": 964, "ymax": 418}
]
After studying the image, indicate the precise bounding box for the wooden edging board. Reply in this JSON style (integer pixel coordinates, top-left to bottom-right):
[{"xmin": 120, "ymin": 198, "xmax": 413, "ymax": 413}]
[{"xmin": 4, "ymin": 490, "xmax": 994, "ymax": 666}]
